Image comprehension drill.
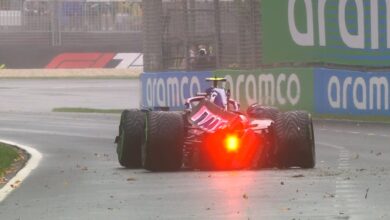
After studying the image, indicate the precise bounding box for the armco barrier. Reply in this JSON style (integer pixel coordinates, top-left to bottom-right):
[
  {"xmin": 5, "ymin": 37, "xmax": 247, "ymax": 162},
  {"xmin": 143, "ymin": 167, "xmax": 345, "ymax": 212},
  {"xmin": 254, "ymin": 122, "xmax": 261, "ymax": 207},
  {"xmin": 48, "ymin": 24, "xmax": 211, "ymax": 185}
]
[
  {"xmin": 140, "ymin": 69, "xmax": 390, "ymax": 117},
  {"xmin": 140, "ymin": 68, "xmax": 314, "ymax": 112},
  {"xmin": 140, "ymin": 71, "xmax": 212, "ymax": 110},
  {"xmin": 215, "ymin": 68, "xmax": 314, "ymax": 111},
  {"xmin": 314, "ymin": 68, "xmax": 390, "ymax": 116}
]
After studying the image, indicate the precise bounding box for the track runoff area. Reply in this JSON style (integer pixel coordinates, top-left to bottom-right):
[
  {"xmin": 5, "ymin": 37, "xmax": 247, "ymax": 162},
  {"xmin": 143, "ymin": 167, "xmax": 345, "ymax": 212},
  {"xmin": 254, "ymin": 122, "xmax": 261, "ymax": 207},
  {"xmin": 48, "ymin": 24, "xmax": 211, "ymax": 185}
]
[{"xmin": 0, "ymin": 79, "xmax": 388, "ymax": 219}]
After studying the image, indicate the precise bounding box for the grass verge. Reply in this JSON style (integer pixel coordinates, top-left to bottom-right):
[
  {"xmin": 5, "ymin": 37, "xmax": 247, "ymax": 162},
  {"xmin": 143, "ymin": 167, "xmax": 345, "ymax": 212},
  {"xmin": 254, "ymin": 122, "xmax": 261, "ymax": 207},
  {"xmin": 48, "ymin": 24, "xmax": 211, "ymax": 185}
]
[
  {"xmin": 53, "ymin": 107, "xmax": 123, "ymax": 114},
  {"xmin": 0, "ymin": 143, "xmax": 19, "ymax": 178}
]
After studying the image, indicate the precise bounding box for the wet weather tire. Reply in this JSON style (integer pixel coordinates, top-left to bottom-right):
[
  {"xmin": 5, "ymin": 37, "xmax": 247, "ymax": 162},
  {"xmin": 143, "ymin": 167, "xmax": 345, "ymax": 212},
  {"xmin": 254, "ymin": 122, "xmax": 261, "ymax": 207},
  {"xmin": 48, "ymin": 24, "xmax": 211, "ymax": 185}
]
[
  {"xmin": 274, "ymin": 111, "xmax": 315, "ymax": 168},
  {"xmin": 116, "ymin": 109, "xmax": 145, "ymax": 168},
  {"xmin": 143, "ymin": 111, "xmax": 184, "ymax": 171}
]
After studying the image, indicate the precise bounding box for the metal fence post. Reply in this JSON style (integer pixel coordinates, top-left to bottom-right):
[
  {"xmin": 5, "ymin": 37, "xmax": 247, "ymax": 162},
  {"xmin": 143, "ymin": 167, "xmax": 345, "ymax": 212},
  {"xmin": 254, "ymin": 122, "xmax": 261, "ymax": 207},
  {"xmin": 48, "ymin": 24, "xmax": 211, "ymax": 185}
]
[
  {"xmin": 51, "ymin": 0, "xmax": 61, "ymax": 46},
  {"xmin": 143, "ymin": 0, "xmax": 163, "ymax": 72},
  {"xmin": 258, "ymin": 0, "xmax": 263, "ymax": 68},
  {"xmin": 249, "ymin": 0, "xmax": 258, "ymax": 69},
  {"xmin": 183, "ymin": 0, "xmax": 189, "ymax": 71},
  {"xmin": 236, "ymin": 0, "xmax": 245, "ymax": 68},
  {"xmin": 189, "ymin": 0, "xmax": 196, "ymax": 40},
  {"xmin": 213, "ymin": 0, "xmax": 221, "ymax": 69}
]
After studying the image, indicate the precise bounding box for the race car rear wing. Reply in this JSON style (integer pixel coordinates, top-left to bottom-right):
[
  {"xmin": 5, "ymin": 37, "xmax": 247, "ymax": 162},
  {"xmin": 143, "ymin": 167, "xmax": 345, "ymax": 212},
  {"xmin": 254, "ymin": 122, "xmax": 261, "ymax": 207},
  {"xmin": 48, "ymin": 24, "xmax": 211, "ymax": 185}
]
[
  {"xmin": 188, "ymin": 100, "xmax": 239, "ymax": 132},
  {"xmin": 185, "ymin": 96, "xmax": 240, "ymax": 112}
]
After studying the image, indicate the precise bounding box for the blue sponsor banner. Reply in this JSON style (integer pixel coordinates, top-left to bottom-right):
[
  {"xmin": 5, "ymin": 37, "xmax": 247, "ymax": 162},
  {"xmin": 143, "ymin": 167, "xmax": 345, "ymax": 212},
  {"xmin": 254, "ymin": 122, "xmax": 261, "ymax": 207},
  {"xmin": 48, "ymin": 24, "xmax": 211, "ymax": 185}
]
[
  {"xmin": 314, "ymin": 68, "xmax": 390, "ymax": 115},
  {"xmin": 140, "ymin": 71, "xmax": 212, "ymax": 110}
]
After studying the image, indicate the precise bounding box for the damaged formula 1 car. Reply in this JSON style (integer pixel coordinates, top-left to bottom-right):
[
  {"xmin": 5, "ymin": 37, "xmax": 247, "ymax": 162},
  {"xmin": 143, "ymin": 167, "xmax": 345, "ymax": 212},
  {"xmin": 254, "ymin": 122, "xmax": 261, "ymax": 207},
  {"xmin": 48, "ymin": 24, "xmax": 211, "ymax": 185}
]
[{"xmin": 115, "ymin": 77, "xmax": 315, "ymax": 171}]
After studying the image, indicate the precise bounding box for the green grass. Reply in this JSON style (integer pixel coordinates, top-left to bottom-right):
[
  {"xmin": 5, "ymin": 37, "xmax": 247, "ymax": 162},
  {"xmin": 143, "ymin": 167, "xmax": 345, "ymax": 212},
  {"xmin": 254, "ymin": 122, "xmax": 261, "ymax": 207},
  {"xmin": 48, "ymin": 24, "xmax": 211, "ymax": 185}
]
[
  {"xmin": 0, "ymin": 143, "xmax": 18, "ymax": 177},
  {"xmin": 53, "ymin": 108, "xmax": 123, "ymax": 114}
]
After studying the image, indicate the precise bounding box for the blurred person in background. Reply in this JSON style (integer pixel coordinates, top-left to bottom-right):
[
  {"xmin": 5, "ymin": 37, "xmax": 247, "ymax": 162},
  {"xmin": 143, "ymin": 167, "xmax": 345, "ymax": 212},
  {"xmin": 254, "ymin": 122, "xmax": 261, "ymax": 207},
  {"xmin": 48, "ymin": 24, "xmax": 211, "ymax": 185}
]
[
  {"xmin": 101, "ymin": 2, "xmax": 114, "ymax": 31},
  {"xmin": 62, "ymin": 1, "xmax": 82, "ymax": 31},
  {"xmin": 115, "ymin": 2, "xmax": 130, "ymax": 31},
  {"xmin": 23, "ymin": 1, "xmax": 49, "ymax": 31}
]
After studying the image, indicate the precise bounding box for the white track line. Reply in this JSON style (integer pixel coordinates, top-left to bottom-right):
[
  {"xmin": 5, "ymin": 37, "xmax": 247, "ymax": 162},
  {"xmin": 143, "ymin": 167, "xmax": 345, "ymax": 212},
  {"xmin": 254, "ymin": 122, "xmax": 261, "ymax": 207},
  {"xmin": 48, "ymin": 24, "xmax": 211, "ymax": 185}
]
[
  {"xmin": 317, "ymin": 141, "xmax": 364, "ymax": 217},
  {"xmin": 0, "ymin": 140, "xmax": 42, "ymax": 203}
]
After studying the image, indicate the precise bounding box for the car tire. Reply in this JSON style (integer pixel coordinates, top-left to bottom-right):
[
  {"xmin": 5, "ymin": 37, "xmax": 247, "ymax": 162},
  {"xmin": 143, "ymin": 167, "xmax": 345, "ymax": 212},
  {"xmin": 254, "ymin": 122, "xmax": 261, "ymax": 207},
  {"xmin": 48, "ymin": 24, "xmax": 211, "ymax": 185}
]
[
  {"xmin": 143, "ymin": 111, "xmax": 184, "ymax": 171},
  {"xmin": 116, "ymin": 109, "xmax": 145, "ymax": 168},
  {"xmin": 274, "ymin": 111, "xmax": 315, "ymax": 168},
  {"xmin": 247, "ymin": 104, "xmax": 280, "ymax": 121}
]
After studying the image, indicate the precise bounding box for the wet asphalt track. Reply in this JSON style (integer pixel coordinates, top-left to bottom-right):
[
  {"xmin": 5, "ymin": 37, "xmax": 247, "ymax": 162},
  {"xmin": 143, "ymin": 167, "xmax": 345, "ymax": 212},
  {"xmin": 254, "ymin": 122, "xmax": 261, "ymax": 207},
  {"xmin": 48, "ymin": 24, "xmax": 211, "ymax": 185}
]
[{"xmin": 0, "ymin": 79, "xmax": 389, "ymax": 219}]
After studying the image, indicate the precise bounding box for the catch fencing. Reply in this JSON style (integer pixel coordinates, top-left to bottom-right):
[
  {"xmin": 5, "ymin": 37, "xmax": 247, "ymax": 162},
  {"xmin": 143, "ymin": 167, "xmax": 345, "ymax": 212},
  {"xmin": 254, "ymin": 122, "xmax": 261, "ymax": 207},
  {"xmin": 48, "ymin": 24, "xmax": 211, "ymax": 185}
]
[
  {"xmin": 0, "ymin": 0, "xmax": 142, "ymax": 46},
  {"xmin": 5, "ymin": 0, "xmax": 389, "ymax": 71},
  {"xmin": 143, "ymin": 0, "xmax": 261, "ymax": 72},
  {"xmin": 143, "ymin": 0, "xmax": 390, "ymax": 72}
]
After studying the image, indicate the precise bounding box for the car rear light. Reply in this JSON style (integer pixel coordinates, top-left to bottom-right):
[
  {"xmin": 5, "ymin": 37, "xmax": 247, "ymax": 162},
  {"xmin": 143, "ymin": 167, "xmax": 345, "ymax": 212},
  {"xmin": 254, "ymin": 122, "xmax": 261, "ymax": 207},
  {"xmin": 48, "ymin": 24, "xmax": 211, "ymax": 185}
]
[
  {"xmin": 200, "ymin": 129, "xmax": 260, "ymax": 169},
  {"xmin": 225, "ymin": 134, "xmax": 239, "ymax": 153}
]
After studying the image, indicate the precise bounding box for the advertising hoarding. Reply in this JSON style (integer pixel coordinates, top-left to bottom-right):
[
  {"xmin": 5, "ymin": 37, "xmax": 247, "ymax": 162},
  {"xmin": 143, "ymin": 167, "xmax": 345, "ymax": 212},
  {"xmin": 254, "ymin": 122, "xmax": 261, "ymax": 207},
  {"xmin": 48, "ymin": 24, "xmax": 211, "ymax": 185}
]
[
  {"xmin": 141, "ymin": 68, "xmax": 315, "ymax": 112},
  {"xmin": 216, "ymin": 68, "xmax": 314, "ymax": 111},
  {"xmin": 140, "ymin": 71, "xmax": 213, "ymax": 110},
  {"xmin": 262, "ymin": 0, "xmax": 390, "ymax": 67},
  {"xmin": 314, "ymin": 68, "xmax": 390, "ymax": 115}
]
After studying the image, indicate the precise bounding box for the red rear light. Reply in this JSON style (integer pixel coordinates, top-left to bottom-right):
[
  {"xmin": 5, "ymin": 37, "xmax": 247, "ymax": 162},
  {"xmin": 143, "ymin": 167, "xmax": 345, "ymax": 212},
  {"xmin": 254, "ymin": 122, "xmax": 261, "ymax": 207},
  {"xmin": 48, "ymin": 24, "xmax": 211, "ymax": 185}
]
[
  {"xmin": 200, "ymin": 129, "xmax": 260, "ymax": 170},
  {"xmin": 225, "ymin": 135, "xmax": 239, "ymax": 153}
]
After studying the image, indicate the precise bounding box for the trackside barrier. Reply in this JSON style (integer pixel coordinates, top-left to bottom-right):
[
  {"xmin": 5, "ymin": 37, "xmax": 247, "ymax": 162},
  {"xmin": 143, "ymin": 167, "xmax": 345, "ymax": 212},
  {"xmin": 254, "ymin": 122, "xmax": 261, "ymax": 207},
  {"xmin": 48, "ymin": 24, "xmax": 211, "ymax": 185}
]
[
  {"xmin": 140, "ymin": 71, "xmax": 212, "ymax": 111},
  {"xmin": 140, "ymin": 68, "xmax": 314, "ymax": 112},
  {"xmin": 140, "ymin": 68, "xmax": 390, "ymax": 118},
  {"xmin": 314, "ymin": 68, "xmax": 390, "ymax": 116},
  {"xmin": 214, "ymin": 68, "xmax": 314, "ymax": 111},
  {"xmin": 261, "ymin": 0, "xmax": 390, "ymax": 67}
]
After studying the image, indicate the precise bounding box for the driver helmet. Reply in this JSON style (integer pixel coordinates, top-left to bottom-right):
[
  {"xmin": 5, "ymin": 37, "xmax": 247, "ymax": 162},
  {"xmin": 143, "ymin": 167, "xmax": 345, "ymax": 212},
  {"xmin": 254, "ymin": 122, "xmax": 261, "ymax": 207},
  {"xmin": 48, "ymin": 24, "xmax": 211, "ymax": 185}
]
[{"xmin": 206, "ymin": 87, "xmax": 227, "ymax": 109}]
